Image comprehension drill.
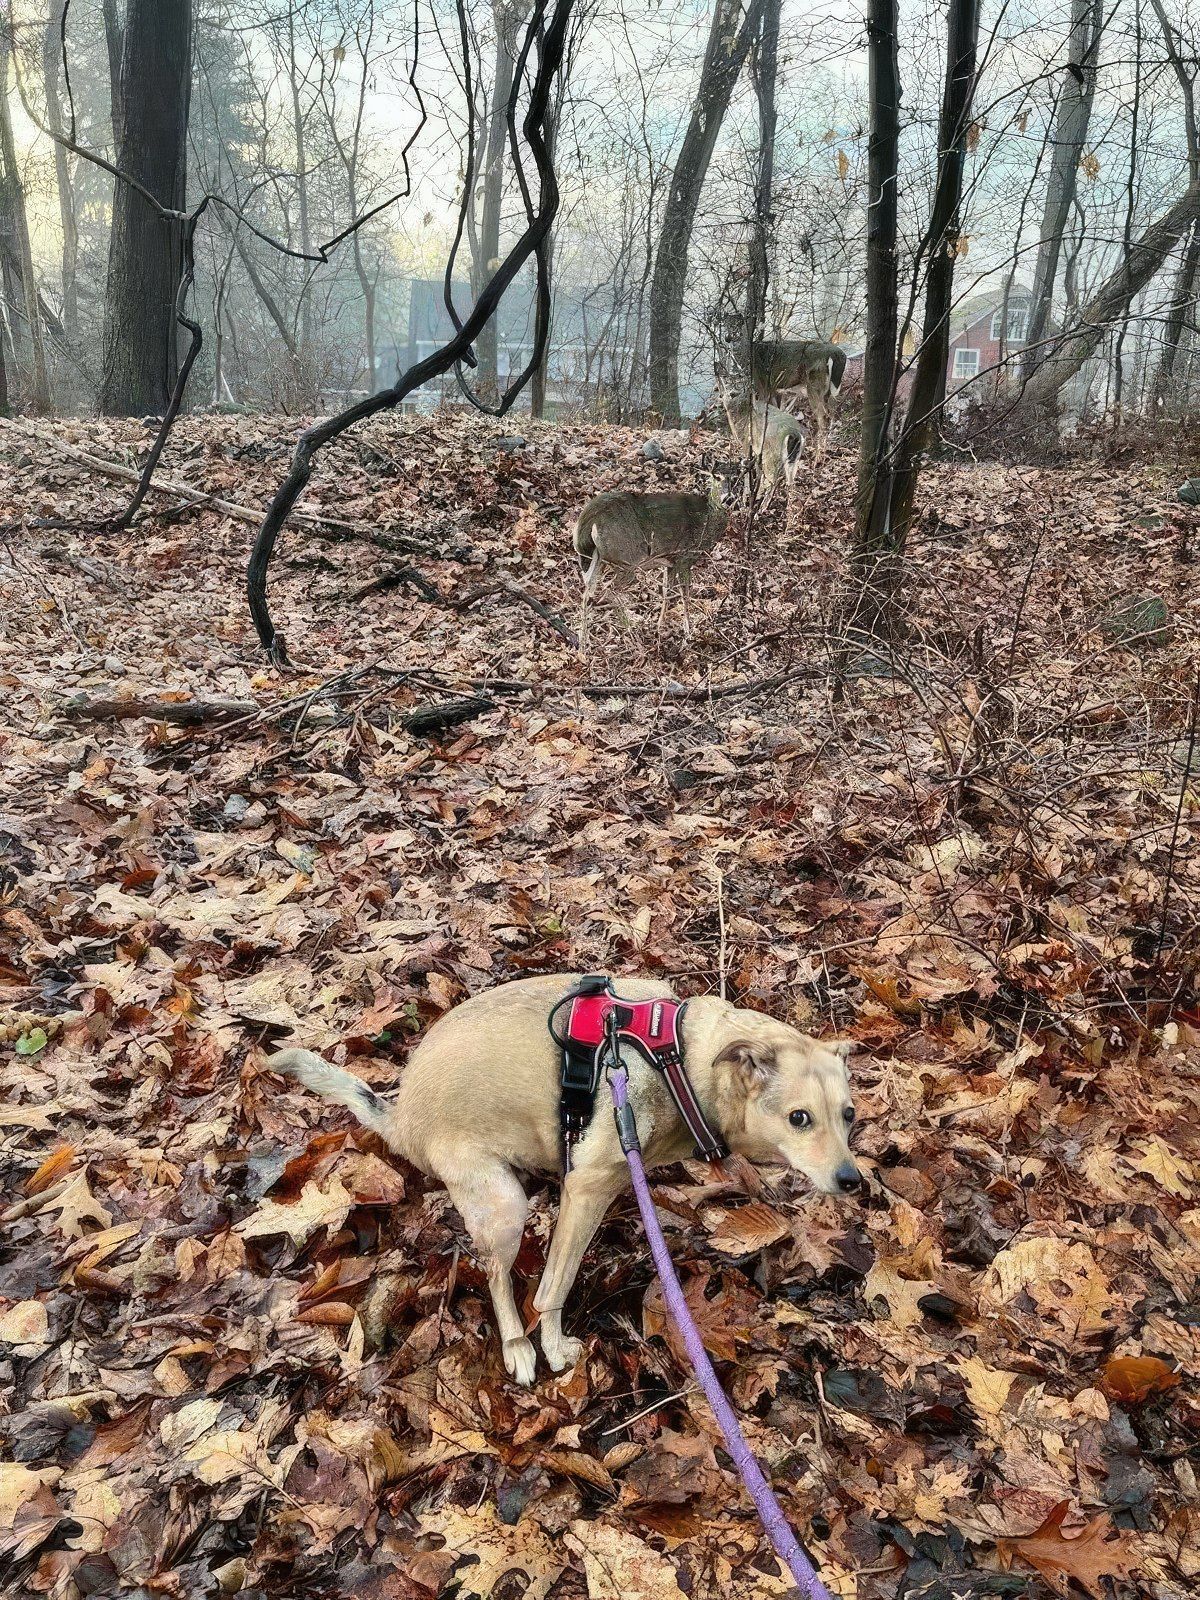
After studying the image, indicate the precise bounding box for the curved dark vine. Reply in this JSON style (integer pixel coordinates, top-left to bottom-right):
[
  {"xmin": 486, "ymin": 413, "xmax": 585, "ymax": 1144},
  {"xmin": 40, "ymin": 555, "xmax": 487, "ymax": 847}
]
[{"xmin": 246, "ymin": 0, "xmax": 574, "ymax": 664}]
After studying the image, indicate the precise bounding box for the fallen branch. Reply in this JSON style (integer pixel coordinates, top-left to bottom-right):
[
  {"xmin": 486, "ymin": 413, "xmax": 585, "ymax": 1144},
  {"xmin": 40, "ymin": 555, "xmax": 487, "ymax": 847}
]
[
  {"xmin": 7, "ymin": 422, "xmax": 468, "ymax": 559},
  {"xmin": 401, "ymin": 695, "xmax": 495, "ymax": 735},
  {"xmin": 59, "ymin": 693, "xmax": 261, "ymax": 725},
  {"xmin": 455, "ymin": 578, "xmax": 579, "ymax": 649}
]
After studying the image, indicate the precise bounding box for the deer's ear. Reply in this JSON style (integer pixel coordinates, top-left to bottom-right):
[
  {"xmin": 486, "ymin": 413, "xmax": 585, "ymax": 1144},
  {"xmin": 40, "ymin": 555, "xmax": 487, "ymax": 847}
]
[{"xmin": 714, "ymin": 1039, "xmax": 777, "ymax": 1090}]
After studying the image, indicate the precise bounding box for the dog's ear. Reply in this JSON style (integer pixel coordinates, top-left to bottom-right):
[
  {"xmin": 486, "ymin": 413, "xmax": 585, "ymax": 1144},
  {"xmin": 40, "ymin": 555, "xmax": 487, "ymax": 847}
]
[{"xmin": 714, "ymin": 1039, "xmax": 777, "ymax": 1089}]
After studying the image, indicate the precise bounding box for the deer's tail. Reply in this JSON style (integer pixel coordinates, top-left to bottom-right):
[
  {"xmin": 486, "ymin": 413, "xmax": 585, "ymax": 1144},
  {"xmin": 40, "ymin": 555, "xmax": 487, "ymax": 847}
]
[
  {"xmin": 828, "ymin": 348, "xmax": 847, "ymax": 396},
  {"xmin": 269, "ymin": 1049, "xmax": 395, "ymax": 1142},
  {"xmin": 573, "ymin": 516, "xmax": 600, "ymax": 584}
]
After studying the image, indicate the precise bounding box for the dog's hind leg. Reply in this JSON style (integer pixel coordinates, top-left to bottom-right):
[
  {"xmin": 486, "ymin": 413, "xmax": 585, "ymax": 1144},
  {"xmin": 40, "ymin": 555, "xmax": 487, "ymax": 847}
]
[
  {"xmin": 534, "ymin": 1163, "xmax": 626, "ymax": 1372},
  {"xmin": 438, "ymin": 1153, "xmax": 536, "ymax": 1384}
]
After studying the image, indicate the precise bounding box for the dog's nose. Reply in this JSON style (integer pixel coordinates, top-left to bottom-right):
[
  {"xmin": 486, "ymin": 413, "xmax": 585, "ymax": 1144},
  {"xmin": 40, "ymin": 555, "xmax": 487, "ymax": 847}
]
[{"xmin": 836, "ymin": 1164, "xmax": 863, "ymax": 1194}]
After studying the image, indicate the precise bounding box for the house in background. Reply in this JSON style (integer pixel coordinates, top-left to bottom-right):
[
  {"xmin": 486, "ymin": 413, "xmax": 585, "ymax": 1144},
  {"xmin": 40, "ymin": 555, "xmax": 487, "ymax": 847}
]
[
  {"xmin": 944, "ymin": 284, "xmax": 1034, "ymax": 396},
  {"xmin": 380, "ymin": 277, "xmax": 641, "ymax": 413},
  {"xmin": 836, "ymin": 284, "xmax": 1037, "ymax": 405}
]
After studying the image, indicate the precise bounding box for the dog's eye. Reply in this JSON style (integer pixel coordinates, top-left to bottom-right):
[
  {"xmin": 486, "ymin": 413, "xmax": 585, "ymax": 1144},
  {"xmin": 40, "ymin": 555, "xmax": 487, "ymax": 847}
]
[
  {"xmin": 789, "ymin": 1110, "xmax": 812, "ymax": 1129},
  {"xmin": 843, "ymin": 1108, "xmax": 856, "ymax": 1124}
]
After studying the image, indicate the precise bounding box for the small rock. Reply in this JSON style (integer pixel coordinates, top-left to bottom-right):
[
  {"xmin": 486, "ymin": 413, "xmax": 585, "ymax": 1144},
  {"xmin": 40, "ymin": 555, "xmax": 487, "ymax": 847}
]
[
  {"xmin": 1100, "ymin": 593, "xmax": 1171, "ymax": 647},
  {"xmin": 223, "ymin": 794, "xmax": 250, "ymax": 821},
  {"xmin": 1179, "ymin": 478, "xmax": 1200, "ymax": 507},
  {"xmin": 15, "ymin": 453, "xmax": 32, "ymax": 469},
  {"xmin": 496, "ymin": 434, "xmax": 526, "ymax": 452},
  {"xmin": 641, "ymin": 438, "xmax": 664, "ymax": 461},
  {"xmin": 103, "ymin": 657, "xmax": 125, "ymax": 675}
]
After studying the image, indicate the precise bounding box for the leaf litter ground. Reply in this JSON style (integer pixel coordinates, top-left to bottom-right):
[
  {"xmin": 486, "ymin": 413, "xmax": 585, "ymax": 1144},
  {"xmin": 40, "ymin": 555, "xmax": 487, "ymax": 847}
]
[{"xmin": 1, "ymin": 414, "xmax": 1198, "ymax": 1599}]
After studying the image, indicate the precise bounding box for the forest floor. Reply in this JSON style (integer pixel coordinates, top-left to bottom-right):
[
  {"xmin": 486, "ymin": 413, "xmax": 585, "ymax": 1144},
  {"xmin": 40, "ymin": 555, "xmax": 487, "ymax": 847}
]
[{"xmin": 1, "ymin": 412, "xmax": 1199, "ymax": 1600}]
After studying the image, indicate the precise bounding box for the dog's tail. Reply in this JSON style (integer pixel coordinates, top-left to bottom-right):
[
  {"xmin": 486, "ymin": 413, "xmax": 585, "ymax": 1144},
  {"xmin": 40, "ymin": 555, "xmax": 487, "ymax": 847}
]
[{"xmin": 269, "ymin": 1048, "xmax": 394, "ymax": 1142}]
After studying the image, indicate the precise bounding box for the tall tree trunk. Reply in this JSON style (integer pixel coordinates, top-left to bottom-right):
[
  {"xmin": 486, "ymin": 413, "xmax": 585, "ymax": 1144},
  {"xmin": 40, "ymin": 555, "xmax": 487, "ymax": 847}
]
[
  {"xmin": 853, "ymin": 0, "xmax": 901, "ymax": 570},
  {"xmin": 475, "ymin": 0, "xmax": 525, "ymax": 405},
  {"xmin": 530, "ymin": 93, "xmax": 560, "ymax": 421},
  {"xmin": 851, "ymin": 0, "xmax": 979, "ymax": 634},
  {"xmin": 1020, "ymin": 181, "xmax": 1200, "ymax": 413},
  {"xmin": 0, "ymin": 24, "xmax": 50, "ymax": 412},
  {"xmin": 99, "ymin": 0, "xmax": 192, "ymax": 416},
  {"xmin": 1024, "ymin": 0, "xmax": 1102, "ymax": 377},
  {"xmin": 101, "ymin": 0, "xmax": 124, "ymax": 153},
  {"xmin": 744, "ymin": 0, "xmax": 780, "ymax": 353},
  {"xmin": 286, "ymin": 10, "xmax": 313, "ymax": 358},
  {"xmin": 42, "ymin": 0, "xmax": 79, "ymax": 340},
  {"xmin": 647, "ymin": 0, "xmax": 765, "ymax": 425},
  {"xmin": 1150, "ymin": 0, "xmax": 1198, "ymax": 404}
]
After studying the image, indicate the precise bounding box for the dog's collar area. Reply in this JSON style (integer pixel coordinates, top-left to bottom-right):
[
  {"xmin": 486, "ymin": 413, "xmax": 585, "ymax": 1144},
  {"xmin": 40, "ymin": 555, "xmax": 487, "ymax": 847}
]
[{"xmin": 549, "ymin": 975, "xmax": 729, "ymax": 1169}]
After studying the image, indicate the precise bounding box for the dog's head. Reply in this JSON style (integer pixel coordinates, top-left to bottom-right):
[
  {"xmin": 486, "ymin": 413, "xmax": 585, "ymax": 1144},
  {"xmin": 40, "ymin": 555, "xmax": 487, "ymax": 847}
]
[{"xmin": 713, "ymin": 1022, "xmax": 861, "ymax": 1195}]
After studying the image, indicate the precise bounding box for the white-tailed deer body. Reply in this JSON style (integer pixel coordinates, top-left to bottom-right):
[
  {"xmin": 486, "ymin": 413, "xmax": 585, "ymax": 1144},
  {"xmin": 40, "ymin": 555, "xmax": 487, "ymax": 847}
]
[
  {"xmin": 572, "ymin": 487, "xmax": 727, "ymax": 642},
  {"xmin": 721, "ymin": 393, "xmax": 805, "ymax": 503},
  {"xmin": 751, "ymin": 339, "xmax": 846, "ymax": 451}
]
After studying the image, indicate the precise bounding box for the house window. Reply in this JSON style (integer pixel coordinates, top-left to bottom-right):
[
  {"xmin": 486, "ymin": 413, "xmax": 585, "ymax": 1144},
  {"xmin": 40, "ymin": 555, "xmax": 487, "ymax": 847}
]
[
  {"xmin": 953, "ymin": 347, "xmax": 980, "ymax": 380},
  {"xmin": 990, "ymin": 304, "xmax": 1028, "ymax": 342}
]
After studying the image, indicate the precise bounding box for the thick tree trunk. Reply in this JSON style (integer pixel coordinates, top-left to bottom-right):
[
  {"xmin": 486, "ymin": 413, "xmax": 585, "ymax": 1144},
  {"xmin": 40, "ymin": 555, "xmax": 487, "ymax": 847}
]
[
  {"xmin": 0, "ymin": 24, "xmax": 50, "ymax": 412},
  {"xmin": 99, "ymin": 0, "xmax": 192, "ymax": 417},
  {"xmin": 647, "ymin": 0, "xmax": 765, "ymax": 424},
  {"xmin": 1024, "ymin": 0, "xmax": 1101, "ymax": 377},
  {"xmin": 851, "ymin": 0, "xmax": 979, "ymax": 634},
  {"xmin": 43, "ymin": 0, "xmax": 79, "ymax": 340},
  {"xmin": 1020, "ymin": 182, "xmax": 1200, "ymax": 413},
  {"xmin": 853, "ymin": 0, "xmax": 901, "ymax": 568}
]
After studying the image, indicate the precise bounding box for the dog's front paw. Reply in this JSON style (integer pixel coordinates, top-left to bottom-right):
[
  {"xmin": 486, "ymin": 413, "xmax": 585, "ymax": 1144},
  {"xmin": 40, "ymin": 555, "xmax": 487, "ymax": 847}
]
[
  {"xmin": 542, "ymin": 1332, "xmax": 584, "ymax": 1373},
  {"xmin": 503, "ymin": 1335, "xmax": 538, "ymax": 1386}
]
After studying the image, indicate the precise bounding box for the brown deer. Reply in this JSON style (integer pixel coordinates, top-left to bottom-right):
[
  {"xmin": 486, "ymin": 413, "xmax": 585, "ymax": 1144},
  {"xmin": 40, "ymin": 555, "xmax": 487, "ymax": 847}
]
[
  {"xmin": 749, "ymin": 340, "xmax": 847, "ymax": 453},
  {"xmin": 718, "ymin": 389, "xmax": 805, "ymax": 504},
  {"xmin": 572, "ymin": 479, "xmax": 728, "ymax": 643}
]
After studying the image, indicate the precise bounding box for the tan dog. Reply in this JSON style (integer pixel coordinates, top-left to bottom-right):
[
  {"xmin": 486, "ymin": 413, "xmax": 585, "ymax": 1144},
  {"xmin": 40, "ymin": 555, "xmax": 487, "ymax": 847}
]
[{"xmin": 271, "ymin": 974, "xmax": 860, "ymax": 1384}]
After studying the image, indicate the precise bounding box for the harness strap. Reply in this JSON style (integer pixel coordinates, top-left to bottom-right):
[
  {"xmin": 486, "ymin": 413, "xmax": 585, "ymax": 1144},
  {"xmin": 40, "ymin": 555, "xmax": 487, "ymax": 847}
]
[{"xmin": 549, "ymin": 976, "xmax": 728, "ymax": 1169}]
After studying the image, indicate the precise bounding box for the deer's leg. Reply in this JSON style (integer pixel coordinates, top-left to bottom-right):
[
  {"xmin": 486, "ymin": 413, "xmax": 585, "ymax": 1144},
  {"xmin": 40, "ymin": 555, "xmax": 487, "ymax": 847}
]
[
  {"xmin": 808, "ymin": 382, "xmax": 829, "ymax": 455},
  {"xmin": 579, "ymin": 539, "xmax": 602, "ymax": 648},
  {"xmin": 657, "ymin": 565, "xmax": 671, "ymax": 632},
  {"xmin": 677, "ymin": 562, "xmax": 694, "ymax": 640}
]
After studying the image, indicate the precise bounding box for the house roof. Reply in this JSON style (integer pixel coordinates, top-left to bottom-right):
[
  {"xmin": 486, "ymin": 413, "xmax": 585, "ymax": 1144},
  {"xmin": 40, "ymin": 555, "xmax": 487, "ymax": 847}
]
[{"xmin": 950, "ymin": 282, "xmax": 1032, "ymax": 337}]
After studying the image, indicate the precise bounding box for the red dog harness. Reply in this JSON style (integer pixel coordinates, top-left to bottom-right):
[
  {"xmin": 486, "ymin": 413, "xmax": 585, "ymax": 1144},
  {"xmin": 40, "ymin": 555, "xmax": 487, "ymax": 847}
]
[{"xmin": 548, "ymin": 975, "xmax": 728, "ymax": 1169}]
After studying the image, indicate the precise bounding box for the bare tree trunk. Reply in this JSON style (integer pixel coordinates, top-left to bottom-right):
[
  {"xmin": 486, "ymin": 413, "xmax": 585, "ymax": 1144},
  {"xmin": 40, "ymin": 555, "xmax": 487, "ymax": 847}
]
[
  {"xmin": 99, "ymin": 0, "xmax": 192, "ymax": 417},
  {"xmin": 647, "ymin": 0, "xmax": 765, "ymax": 424},
  {"xmin": 853, "ymin": 0, "xmax": 901, "ymax": 569},
  {"xmin": 0, "ymin": 23, "xmax": 50, "ymax": 412},
  {"xmin": 745, "ymin": 0, "xmax": 780, "ymax": 352},
  {"xmin": 285, "ymin": 9, "xmax": 313, "ymax": 358},
  {"xmin": 475, "ymin": 0, "xmax": 526, "ymax": 405},
  {"xmin": 101, "ymin": 0, "xmax": 124, "ymax": 153},
  {"xmin": 1111, "ymin": 0, "xmax": 1142, "ymax": 418},
  {"xmin": 1150, "ymin": 0, "xmax": 1198, "ymax": 405},
  {"xmin": 850, "ymin": 0, "xmax": 979, "ymax": 633},
  {"xmin": 1024, "ymin": 0, "xmax": 1102, "ymax": 377},
  {"xmin": 42, "ymin": 0, "xmax": 79, "ymax": 340},
  {"xmin": 1020, "ymin": 181, "xmax": 1200, "ymax": 413},
  {"xmin": 530, "ymin": 93, "xmax": 560, "ymax": 420}
]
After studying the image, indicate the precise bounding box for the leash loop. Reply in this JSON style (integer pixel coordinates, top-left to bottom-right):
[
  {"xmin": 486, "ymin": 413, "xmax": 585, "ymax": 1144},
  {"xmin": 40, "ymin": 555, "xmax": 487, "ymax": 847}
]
[{"xmin": 604, "ymin": 1051, "xmax": 836, "ymax": 1600}]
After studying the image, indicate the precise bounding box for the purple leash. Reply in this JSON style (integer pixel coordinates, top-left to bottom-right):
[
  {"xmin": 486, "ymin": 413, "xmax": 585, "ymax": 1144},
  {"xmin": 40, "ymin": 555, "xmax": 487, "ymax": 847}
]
[{"xmin": 608, "ymin": 1061, "xmax": 835, "ymax": 1600}]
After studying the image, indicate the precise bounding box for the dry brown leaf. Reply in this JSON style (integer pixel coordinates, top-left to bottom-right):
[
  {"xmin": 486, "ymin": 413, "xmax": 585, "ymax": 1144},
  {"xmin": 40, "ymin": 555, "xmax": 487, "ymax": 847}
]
[{"xmin": 997, "ymin": 1502, "xmax": 1141, "ymax": 1598}]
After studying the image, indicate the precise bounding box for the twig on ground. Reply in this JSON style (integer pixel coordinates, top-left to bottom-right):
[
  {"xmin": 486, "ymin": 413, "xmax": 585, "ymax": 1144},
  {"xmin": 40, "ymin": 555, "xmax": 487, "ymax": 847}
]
[{"xmin": 454, "ymin": 578, "xmax": 579, "ymax": 649}]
